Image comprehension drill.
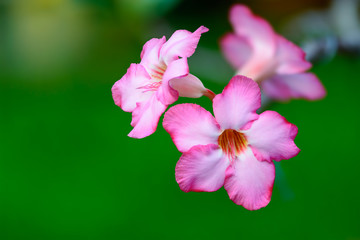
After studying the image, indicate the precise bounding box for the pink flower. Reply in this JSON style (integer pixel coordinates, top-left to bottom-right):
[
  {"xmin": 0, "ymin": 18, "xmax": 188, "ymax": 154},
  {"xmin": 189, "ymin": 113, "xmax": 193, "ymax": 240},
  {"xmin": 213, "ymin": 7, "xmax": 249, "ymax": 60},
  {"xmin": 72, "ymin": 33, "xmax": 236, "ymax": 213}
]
[
  {"xmin": 112, "ymin": 26, "xmax": 213, "ymax": 138},
  {"xmin": 163, "ymin": 76, "xmax": 300, "ymax": 210},
  {"xmin": 220, "ymin": 4, "xmax": 326, "ymax": 101}
]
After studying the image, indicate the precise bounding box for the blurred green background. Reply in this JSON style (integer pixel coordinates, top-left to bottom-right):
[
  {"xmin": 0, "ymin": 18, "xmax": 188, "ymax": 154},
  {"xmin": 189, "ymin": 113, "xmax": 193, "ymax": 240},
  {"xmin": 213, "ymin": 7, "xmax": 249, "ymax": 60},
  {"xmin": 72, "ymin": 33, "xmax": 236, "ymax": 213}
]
[{"xmin": 0, "ymin": 0, "xmax": 359, "ymax": 239}]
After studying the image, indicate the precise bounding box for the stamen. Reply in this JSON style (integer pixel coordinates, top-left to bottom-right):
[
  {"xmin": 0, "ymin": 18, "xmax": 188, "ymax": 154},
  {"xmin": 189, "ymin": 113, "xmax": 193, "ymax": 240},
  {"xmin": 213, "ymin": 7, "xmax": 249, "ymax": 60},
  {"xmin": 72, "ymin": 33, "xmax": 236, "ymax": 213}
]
[
  {"xmin": 218, "ymin": 129, "xmax": 247, "ymax": 159},
  {"xmin": 137, "ymin": 82, "xmax": 162, "ymax": 92}
]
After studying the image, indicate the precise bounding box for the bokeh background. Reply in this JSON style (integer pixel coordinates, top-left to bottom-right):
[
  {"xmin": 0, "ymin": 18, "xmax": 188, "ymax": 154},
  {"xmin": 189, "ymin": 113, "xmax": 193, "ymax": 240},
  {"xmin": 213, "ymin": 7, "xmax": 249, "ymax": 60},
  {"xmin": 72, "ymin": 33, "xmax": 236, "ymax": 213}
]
[{"xmin": 1, "ymin": 0, "xmax": 359, "ymax": 239}]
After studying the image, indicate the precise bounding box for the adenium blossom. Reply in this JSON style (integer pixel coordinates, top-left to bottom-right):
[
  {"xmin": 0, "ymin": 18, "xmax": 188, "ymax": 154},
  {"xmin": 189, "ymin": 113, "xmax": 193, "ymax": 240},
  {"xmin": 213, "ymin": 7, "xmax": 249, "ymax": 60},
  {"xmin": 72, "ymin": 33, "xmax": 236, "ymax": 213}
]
[
  {"xmin": 163, "ymin": 76, "xmax": 300, "ymax": 210},
  {"xmin": 112, "ymin": 26, "xmax": 213, "ymax": 138},
  {"xmin": 220, "ymin": 4, "xmax": 326, "ymax": 101}
]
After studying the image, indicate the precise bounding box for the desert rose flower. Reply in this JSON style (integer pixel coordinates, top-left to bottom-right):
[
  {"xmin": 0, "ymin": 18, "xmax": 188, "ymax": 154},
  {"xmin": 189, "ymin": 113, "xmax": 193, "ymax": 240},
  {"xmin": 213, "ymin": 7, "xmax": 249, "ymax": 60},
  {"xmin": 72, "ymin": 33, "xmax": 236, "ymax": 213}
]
[
  {"xmin": 220, "ymin": 4, "xmax": 326, "ymax": 101},
  {"xmin": 163, "ymin": 76, "xmax": 300, "ymax": 210},
  {"xmin": 112, "ymin": 26, "xmax": 213, "ymax": 138}
]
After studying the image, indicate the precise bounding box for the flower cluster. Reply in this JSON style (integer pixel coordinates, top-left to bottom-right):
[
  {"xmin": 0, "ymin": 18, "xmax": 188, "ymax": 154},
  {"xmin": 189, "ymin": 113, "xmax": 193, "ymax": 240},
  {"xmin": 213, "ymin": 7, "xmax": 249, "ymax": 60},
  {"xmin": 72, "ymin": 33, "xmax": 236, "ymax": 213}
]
[{"xmin": 111, "ymin": 4, "xmax": 326, "ymax": 210}]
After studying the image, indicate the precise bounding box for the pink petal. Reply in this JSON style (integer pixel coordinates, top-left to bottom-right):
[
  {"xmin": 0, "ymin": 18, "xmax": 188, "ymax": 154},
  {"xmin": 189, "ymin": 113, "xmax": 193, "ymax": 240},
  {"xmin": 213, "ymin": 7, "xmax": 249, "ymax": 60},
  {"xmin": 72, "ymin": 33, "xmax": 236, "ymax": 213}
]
[
  {"xmin": 224, "ymin": 148, "xmax": 275, "ymax": 210},
  {"xmin": 262, "ymin": 73, "xmax": 326, "ymax": 101},
  {"xmin": 213, "ymin": 75, "xmax": 260, "ymax": 130},
  {"xmin": 175, "ymin": 144, "xmax": 229, "ymax": 192},
  {"xmin": 229, "ymin": 4, "xmax": 277, "ymax": 77},
  {"xmin": 160, "ymin": 26, "xmax": 209, "ymax": 64},
  {"xmin": 244, "ymin": 111, "xmax": 300, "ymax": 162},
  {"xmin": 111, "ymin": 64, "xmax": 152, "ymax": 112},
  {"xmin": 220, "ymin": 33, "xmax": 252, "ymax": 70},
  {"xmin": 275, "ymin": 35, "xmax": 312, "ymax": 74},
  {"xmin": 140, "ymin": 37, "xmax": 166, "ymax": 72},
  {"xmin": 163, "ymin": 103, "xmax": 221, "ymax": 152},
  {"xmin": 169, "ymin": 74, "xmax": 208, "ymax": 98},
  {"xmin": 156, "ymin": 58, "xmax": 189, "ymax": 105},
  {"xmin": 128, "ymin": 95, "xmax": 167, "ymax": 139}
]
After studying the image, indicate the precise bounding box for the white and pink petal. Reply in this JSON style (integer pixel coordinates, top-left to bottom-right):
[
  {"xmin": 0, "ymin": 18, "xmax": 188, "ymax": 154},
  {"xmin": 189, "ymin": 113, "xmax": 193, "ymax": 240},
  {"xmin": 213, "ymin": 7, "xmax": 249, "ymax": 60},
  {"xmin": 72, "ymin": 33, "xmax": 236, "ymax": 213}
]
[
  {"xmin": 160, "ymin": 26, "xmax": 209, "ymax": 64},
  {"xmin": 156, "ymin": 58, "xmax": 189, "ymax": 105},
  {"xmin": 170, "ymin": 74, "xmax": 211, "ymax": 99},
  {"xmin": 213, "ymin": 75, "xmax": 260, "ymax": 130},
  {"xmin": 140, "ymin": 37, "xmax": 166, "ymax": 72},
  {"xmin": 229, "ymin": 4, "xmax": 276, "ymax": 67},
  {"xmin": 244, "ymin": 111, "xmax": 300, "ymax": 162},
  {"xmin": 163, "ymin": 103, "xmax": 221, "ymax": 152},
  {"xmin": 220, "ymin": 33, "xmax": 252, "ymax": 70},
  {"xmin": 224, "ymin": 148, "xmax": 275, "ymax": 210},
  {"xmin": 262, "ymin": 73, "xmax": 326, "ymax": 101},
  {"xmin": 275, "ymin": 35, "xmax": 312, "ymax": 74},
  {"xmin": 176, "ymin": 144, "xmax": 229, "ymax": 192},
  {"xmin": 111, "ymin": 64, "xmax": 153, "ymax": 112},
  {"xmin": 128, "ymin": 95, "xmax": 167, "ymax": 139}
]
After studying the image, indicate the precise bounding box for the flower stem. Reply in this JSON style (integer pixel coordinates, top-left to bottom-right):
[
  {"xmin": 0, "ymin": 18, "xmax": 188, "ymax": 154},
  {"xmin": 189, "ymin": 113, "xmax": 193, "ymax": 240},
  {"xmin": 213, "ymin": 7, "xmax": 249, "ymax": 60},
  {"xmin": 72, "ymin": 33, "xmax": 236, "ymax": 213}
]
[{"xmin": 204, "ymin": 89, "xmax": 216, "ymax": 101}]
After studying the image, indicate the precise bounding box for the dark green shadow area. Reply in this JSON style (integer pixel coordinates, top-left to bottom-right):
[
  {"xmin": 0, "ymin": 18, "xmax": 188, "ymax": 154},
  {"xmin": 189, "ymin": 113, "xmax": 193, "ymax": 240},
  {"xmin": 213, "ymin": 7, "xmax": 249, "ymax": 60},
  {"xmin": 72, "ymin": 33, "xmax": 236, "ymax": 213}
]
[{"xmin": 1, "ymin": 54, "xmax": 360, "ymax": 240}]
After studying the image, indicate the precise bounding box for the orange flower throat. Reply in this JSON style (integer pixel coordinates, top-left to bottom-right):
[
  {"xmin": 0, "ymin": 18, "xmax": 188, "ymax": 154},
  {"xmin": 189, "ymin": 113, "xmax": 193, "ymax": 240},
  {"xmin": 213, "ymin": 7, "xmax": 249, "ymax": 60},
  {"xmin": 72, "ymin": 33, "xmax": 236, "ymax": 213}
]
[{"xmin": 218, "ymin": 129, "xmax": 247, "ymax": 158}]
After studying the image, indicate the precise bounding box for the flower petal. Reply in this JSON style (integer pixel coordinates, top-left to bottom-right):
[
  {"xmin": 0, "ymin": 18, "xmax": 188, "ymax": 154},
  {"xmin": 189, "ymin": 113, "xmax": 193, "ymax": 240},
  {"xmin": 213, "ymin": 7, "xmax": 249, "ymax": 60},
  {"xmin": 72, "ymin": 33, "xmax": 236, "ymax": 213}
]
[
  {"xmin": 224, "ymin": 148, "xmax": 275, "ymax": 210},
  {"xmin": 128, "ymin": 95, "xmax": 167, "ymax": 139},
  {"xmin": 156, "ymin": 58, "xmax": 189, "ymax": 105},
  {"xmin": 163, "ymin": 103, "xmax": 221, "ymax": 152},
  {"xmin": 244, "ymin": 111, "xmax": 300, "ymax": 162},
  {"xmin": 262, "ymin": 73, "xmax": 326, "ymax": 101},
  {"xmin": 170, "ymin": 74, "xmax": 209, "ymax": 98},
  {"xmin": 275, "ymin": 35, "xmax": 312, "ymax": 74},
  {"xmin": 220, "ymin": 33, "xmax": 252, "ymax": 70},
  {"xmin": 213, "ymin": 75, "xmax": 260, "ymax": 130},
  {"xmin": 111, "ymin": 64, "xmax": 152, "ymax": 112},
  {"xmin": 229, "ymin": 4, "xmax": 276, "ymax": 78},
  {"xmin": 160, "ymin": 26, "xmax": 209, "ymax": 64},
  {"xmin": 176, "ymin": 144, "xmax": 229, "ymax": 192},
  {"xmin": 140, "ymin": 37, "xmax": 166, "ymax": 72}
]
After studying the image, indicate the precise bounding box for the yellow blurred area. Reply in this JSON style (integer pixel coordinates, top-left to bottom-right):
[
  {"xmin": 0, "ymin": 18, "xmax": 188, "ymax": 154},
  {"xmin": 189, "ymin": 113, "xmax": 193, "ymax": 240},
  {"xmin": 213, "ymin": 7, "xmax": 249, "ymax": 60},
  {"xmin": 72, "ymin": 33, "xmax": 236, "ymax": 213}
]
[
  {"xmin": 7, "ymin": 0, "xmax": 93, "ymax": 77},
  {"xmin": 2, "ymin": 0, "xmax": 181, "ymax": 80}
]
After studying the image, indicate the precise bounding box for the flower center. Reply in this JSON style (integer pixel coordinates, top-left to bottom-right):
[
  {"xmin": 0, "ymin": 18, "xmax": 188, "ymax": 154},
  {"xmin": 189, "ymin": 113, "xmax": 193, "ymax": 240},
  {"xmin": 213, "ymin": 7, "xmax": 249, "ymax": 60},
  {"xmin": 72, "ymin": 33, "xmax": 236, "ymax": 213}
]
[
  {"xmin": 138, "ymin": 62, "xmax": 167, "ymax": 93},
  {"xmin": 218, "ymin": 129, "xmax": 247, "ymax": 159}
]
